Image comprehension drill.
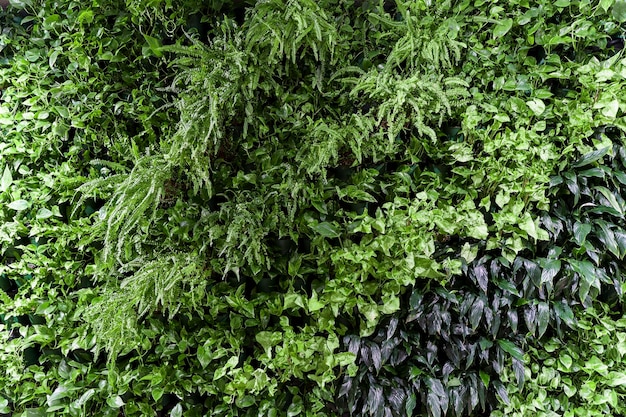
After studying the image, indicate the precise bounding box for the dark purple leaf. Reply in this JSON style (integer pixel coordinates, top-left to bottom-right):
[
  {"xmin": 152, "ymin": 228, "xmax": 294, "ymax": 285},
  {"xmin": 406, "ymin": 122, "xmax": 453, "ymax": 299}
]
[
  {"xmin": 445, "ymin": 342, "xmax": 461, "ymax": 368},
  {"xmin": 388, "ymin": 388, "xmax": 407, "ymax": 412},
  {"xmin": 339, "ymin": 377, "xmax": 352, "ymax": 398},
  {"xmin": 473, "ymin": 264, "xmax": 489, "ymax": 293},
  {"xmin": 469, "ymin": 296, "xmax": 485, "ymax": 330},
  {"xmin": 468, "ymin": 375, "xmax": 479, "ymax": 412},
  {"xmin": 524, "ymin": 259, "xmax": 542, "ymax": 288},
  {"xmin": 387, "ymin": 317, "xmax": 399, "ymax": 340},
  {"xmin": 492, "ymin": 380, "xmax": 510, "ymax": 405},
  {"xmin": 450, "ymin": 387, "xmax": 464, "ymax": 417},
  {"xmin": 371, "ymin": 344, "xmax": 382, "ymax": 372},
  {"xmin": 361, "ymin": 344, "xmax": 372, "ymax": 368},
  {"xmin": 442, "ymin": 362, "xmax": 455, "ymax": 379},
  {"xmin": 536, "ymin": 301, "xmax": 549, "ymax": 338},
  {"xmin": 348, "ymin": 335, "xmax": 361, "ymax": 356},
  {"xmin": 512, "ymin": 357, "xmax": 525, "ymax": 388},
  {"xmin": 508, "ymin": 309, "xmax": 519, "ymax": 333},
  {"xmin": 427, "ymin": 305, "xmax": 443, "ymax": 336},
  {"xmin": 427, "ymin": 392, "xmax": 441, "ymax": 417},
  {"xmin": 426, "ymin": 377, "xmax": 446, "ymax": 398},
  {"xmin": 367, "ymin": 385, "xmax": 384, "ymax": 416},
  {"xmin": 466, "ymin": 342, "xmax": 477, "ymax": 368},
  {"xmin": 524, "ymin": 304, "xmax": 537, "ymax": 336}
]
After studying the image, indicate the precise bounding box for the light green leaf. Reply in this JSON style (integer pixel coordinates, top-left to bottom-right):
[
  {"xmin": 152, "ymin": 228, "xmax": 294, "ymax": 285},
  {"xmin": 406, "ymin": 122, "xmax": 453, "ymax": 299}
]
[
  {"xmin": 36, "ymin": 208, "xmax": 54, "ymax": 219},
  {"xmin": 518, "ymin": 213, "xmax": 538, "ymax": 240},
  {"xmin": 143, "ymin": 34, "xmax": 164, "ymax": 58},
  {"xmin": 608, "ymin": 371, "xmax": 626, "ymax": 386},
  {"xmin": 170, "ymin": 404, "xmax": 183, "ymax": 417},
  {"xmin": 493, "ymin": 18, "xmax": 513, "ymax": 38},
  {"xmin": 7, "ymin": 200, "xmax": 30, "ymax": 211},
  {"xmin": 106, "ymin": 396, "xmax": 124, "ymax": 408},
  {"xmin": 0, "ymin": 166, "xmax": 12, "ymax": 192},
  {"xmin": 559, "ymin": 353, "xmax": 573, "ymax": 370},
  {"xmin": 602, "ymin": 99, "xmax": 620, "ymax": 119},
  {"xmin": 49, "ymin": 50, "xmax": 60, "ymax": 69},
  {"xmin": 197, "ymin": 345, "xmax": 211, "ymax": 368},
  {"xmin": 151, "ymin": 387, "xmax": 164, "ymax": 402},
  {"xmin": 308, "ymin": 291, "xmax": 325, "ymax": 312},
  {"xmin": 526, "ymin": 99, "xmax": 546, "ymax": 116},
  {"xmin": 612, "ymin": 1, "xmax": 626, "ymax": 22}
]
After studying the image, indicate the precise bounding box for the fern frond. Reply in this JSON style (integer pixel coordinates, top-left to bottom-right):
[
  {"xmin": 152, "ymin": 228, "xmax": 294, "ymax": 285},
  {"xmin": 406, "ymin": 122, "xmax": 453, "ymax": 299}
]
[{"xmin": 85, "ymin": 251, "xmax": 209, "ymax": 362}]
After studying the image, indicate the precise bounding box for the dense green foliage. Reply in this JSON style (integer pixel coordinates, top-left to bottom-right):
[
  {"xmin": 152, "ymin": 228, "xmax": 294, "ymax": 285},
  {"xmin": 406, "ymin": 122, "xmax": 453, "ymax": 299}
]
[{"xmin": 1, "ymin": 0, "xmax": 626, "ymax": 415}]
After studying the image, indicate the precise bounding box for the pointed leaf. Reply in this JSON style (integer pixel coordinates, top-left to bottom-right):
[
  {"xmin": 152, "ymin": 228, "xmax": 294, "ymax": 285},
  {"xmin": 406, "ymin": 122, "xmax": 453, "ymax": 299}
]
[
  {"xmin": 313, "ymin": 221, "xmax": 341, "ymax": 238},
  {"xmin": 427, "ymin": 393, "xmax": 441, "ymax": 417},
  {"xmin": 512, "ymin": 358, "xmax": 525, "ymax": 387},
  {"xmin": 540, "ymin": 259, "xmax": 561, "ymax": 286},
  {"xmin": 596, "ymin": 221, "xmax": 620, "ymax": 257},
  {"xmin": 493, "ymin": 18, "xmax": 513, "ymax": 38},
  {"xmin": 573, "ymin": 222, "xmax": 592, "ymax": 245},
  {"xmin": 497, "ymin": 339, "xmax": 524, "ymax": 361},
  {"xmin": 493, "ymin": 380, "xmax": 510, "ymax": 405},
  {"xmin": 469, "ymin": 296, "xmax": 485, "ymax": 330},
  {"xmin": 7, "ymin": 200, "xmax": 30, "ymax": 211},
  {"xmin": 536, "ymin": 301, "xmax": 549, "ymax": 338},
  {"xmin": 554, "ymin": 301, "xmax": 576, "ymax": 328},
  {"xmin": 524, "ymin": 303, "xmax": 537, "ymax": 336},
  {"xmin": 0, "ymin": 166, "xmax": 12, "ymax": 192},
  {"xmin": 572, "ymin": 146, "xmax": 610, "ymax": 168},
  {"xmin": 595, "ymin": 186, "xmax": 624, "ymax": 215}
]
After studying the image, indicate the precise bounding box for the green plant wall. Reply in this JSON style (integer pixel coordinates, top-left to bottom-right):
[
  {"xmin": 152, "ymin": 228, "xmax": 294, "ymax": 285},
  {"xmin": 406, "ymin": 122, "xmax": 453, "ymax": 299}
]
[{"xmin": 0, "ymin": 0, "xmax": 626, "ymax": 416}]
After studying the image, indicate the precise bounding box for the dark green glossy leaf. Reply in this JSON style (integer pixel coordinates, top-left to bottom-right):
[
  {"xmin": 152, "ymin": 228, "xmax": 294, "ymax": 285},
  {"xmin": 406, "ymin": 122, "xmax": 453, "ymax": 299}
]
[
  {"xmin": 540, "ymin": 258, "xmax": 561, "ymax": 286},
  {"xmin": 596, "ymin": 221, "xmax": 620, "ymax": 258},
  {"xmin": 594, "ymin": 186, "xmax": 624, "ymax": 215},
  {"xmin": 405, "ymin": 393, "xmax": 417, "ymax": 416},
  {"xmin": 614, "ymin": 230, "xmax": 626, "ymax": 258},
  {"xmin": 573, "ymin": 222, "xmax": 592, "ymax": 245},
  {"xmin": 497, "ymin": 339, "xmax": 524, "ymax": 361},
  {"xmin": 614, "ymin": 170, "xmax": 626, "ymax": 186},
  {"xmin": 572, "ymin": 146, "xmax": 611, "ymax": 168},
  {"xmin": 578, "ymin": 167, "xmax": 606, "ymax": 178}
]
